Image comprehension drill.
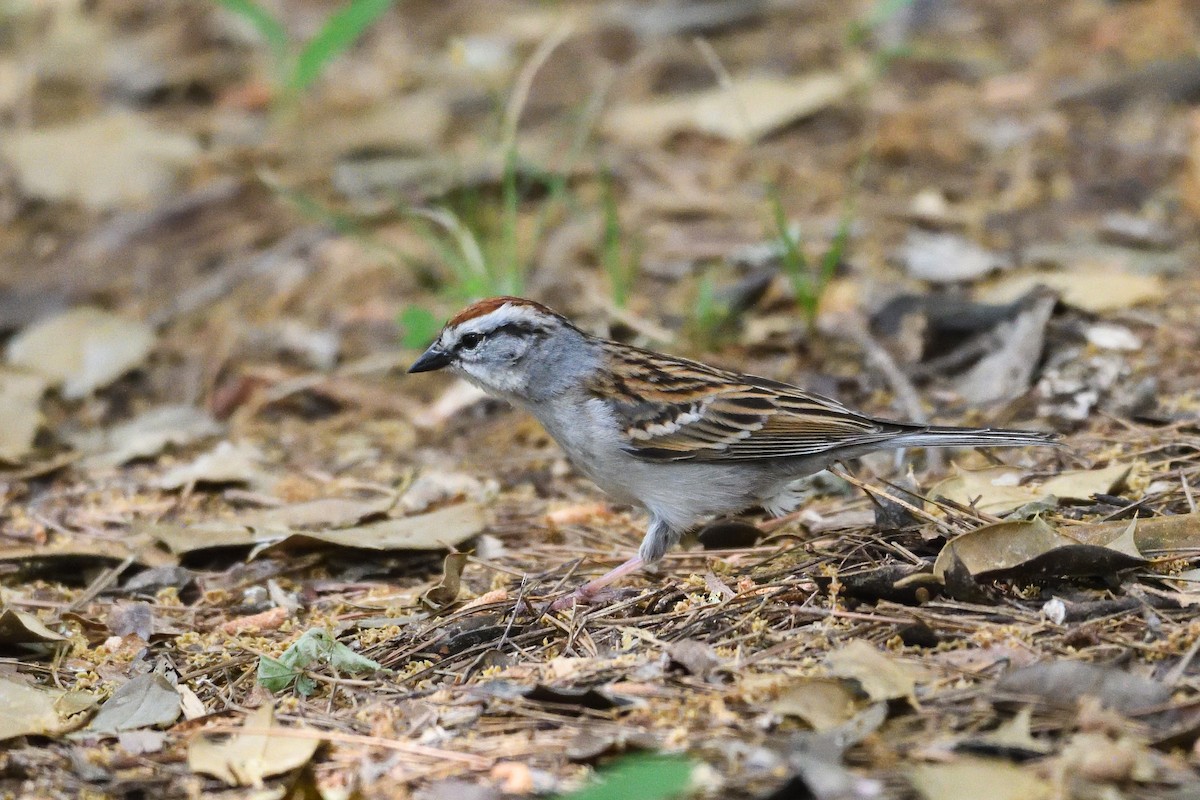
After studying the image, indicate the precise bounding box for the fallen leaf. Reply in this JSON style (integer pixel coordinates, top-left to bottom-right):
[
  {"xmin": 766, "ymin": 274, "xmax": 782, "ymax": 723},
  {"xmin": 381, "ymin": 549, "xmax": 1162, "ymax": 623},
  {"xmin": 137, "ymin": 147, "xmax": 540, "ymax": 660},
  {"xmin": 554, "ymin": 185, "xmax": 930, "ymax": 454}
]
[
  {"xmin": 6, "ymin": 307, "xmax": 156, "ymax": 399},
  {"xmin": 956, "ymin": 707, "xmax": 1052, "ymax": 759},
  {"xmin": 421, "ymin": 552, "xmax": 470, "ymax": 609},
  {"xmin": 520, "ymin": 684, "xmax": 635, "ymax": 712},
  {"xmin": 0, "ymin": 111, "xmax": 199, "ymax": 210},
  {"xmin": 295, "ymin": 92, "xmax": 450, "ymax": 163},
  {"xmin": 177, "ymin": 685, "xmax": 206, "ymax": 720},
  {"xmin": 0, "ymin": 675, "xmax": 94, "ymax": 740},
  {"xmin": 933, "ymin": 516, "xmax": 1146, "ymax": 586},
  {"xmin": 666, "ymin": 639, "xmax": 723, "ymax": 681},
  {"xmin": 0, "ymin": 369, "xmax": 47, "ymax": 462},
  {"xmin": 825, "ymin": 640, "xmax": 928, "ymax": 705},
  {"xmin": 994, "ymin": 661, "xmax": 1170, "ymax": 715},
  {"xmin": 900, "ymin": 231, "xmax": 1012, "ymax": 284},
  {"xmin": 239, "ymin": 494, "xmax": 396, "ymax": 531},
  {"xmin": 117, "ymin": 729, "xmax": 166, "ymax": 755},
  {"xmin": 156, "ymin": 441, "xmax": 266, "ymax": 489},
  {"xmin": 75, "ymin": 405, "xmax": 223, "ymax": 468},
  {"xmin": 930, "ymin": 463, "xmax": 1132, "ymax": 516},
  {"xmin": 604, "ymin": 71, "xmax": 856, "ymax": 145},
  {"xmin": 954, "ymin": 293, "xmax": 1056, "ymax": 404},
  {"xmin": 187, "ymin": 704, "xmax": 320, "ymax": 787},
  {"xmin": 554, "ymin": 754, "xmax": 694, "ymax": 800},
  {"xmin": 769, "ymin": 677, "xmax": 868, "ymax": 731},
  {"xmin": 978, "ymin": 266, "xmax": 1166, "ymax": 313},
  {"xmin": 0, "ymin": 607, "xmax": 68, "ymax": 644},
  {"xmin": 106, "ymin": 602, "xmax": 154, "ymax": 641},
  {"xmin": 907, "ymin": 756, "xmax": 1052, "ymax": 800},
  {"xmin": 257, "ymin": 628, "xmax": 382, "ymax": 696},
  {"xmin": 86, "ymin": 673, "xmax": 180, "ymax": 734},
  {"xmin": 147, "ymin": 501, "xmax": 485, "ymax": 555},
  {"xmin": 0, "ymin": 536, "xmax": 175, "ymax": 568}
]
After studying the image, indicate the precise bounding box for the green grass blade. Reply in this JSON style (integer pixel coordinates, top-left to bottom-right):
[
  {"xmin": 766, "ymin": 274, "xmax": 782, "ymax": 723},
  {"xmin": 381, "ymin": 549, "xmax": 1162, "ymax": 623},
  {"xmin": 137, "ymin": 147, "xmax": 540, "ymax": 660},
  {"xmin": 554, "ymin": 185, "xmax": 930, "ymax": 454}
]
[
  {"xmin": 215, "ymin": 0, "xmax": 289, "ymax": 62},
  {"xmin": 555, "ymin": 755, "xmax": 694, "ymax": 800},
  {"xmin": 291, "ymin": 0, "xmax": 394, "ymax": 93}
]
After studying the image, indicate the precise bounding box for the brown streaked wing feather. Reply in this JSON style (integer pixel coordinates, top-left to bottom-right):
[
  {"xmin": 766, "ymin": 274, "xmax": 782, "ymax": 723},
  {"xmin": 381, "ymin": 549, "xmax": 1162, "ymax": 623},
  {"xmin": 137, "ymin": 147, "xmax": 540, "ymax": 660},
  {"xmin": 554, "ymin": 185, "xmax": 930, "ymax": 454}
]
[{"xmin": 591, "ymin": 342, "xmax": 906, "ymax": 463}]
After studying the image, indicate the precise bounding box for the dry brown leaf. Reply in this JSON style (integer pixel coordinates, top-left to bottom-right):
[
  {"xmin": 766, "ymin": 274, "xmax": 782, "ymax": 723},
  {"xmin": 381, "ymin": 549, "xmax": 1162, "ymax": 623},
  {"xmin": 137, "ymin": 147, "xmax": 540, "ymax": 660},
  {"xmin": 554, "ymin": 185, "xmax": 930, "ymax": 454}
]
[
  {"xmin": 75, "ymin": 405, "xmax": 223, "ymax": 469},
  {"xmin": 0, "ymin": 369, "xmax": 47, "ymax": 462},
  {"xmin": 187, "ymin": 703, "xmax": 320, "ymax": 787},
  {"xmin": 769, "ymin": 677, "xmax": 866, "ymax": 731},
  {"xmin": 86, "ymin": 673, "xmax": 181, "ymax": 734},
  {"xmin": 0, "ymin": 112, "xmax": 199, "ymax": 210},
  {"xmin": 6, "ymin": 307, "xmax": 156, "ymax": 399},
  {"xmin": 604, "ymin": 71, "xmax": 856, "ymax": 145},
  {"xmin": 931, "ymin": 463, "xmax": 1132, "ymax": 516},
  {"xmin": 0, "ymin": 676, "xmax": 94, "ymax": 741},
  {"xmin": 156, "ymin": 441, "xmax": 267, "ymax": 489},
  {"xmin": 421, "ymin": 552, "xmax": 470, "ymax": 608},
  {"xmin": 977, "ymin": 266, "xmax": 1166, "ymax": 313},
  {"xmin": 825, "ymin": 639, "xmax": 928, "ymax": 706},
  {"xmin": 147, "ymin": 501, "xmax": 485, "ymax": 555},
  {"xmin": 239, "ymin": 494, "xmax": 396, "ymax": 531},
  {"xmin": 994, "ymin": 661, "xmax": 1170, "ymax": 715},
  {"xmin": 908, "ymin": 757, "xmax": 1052, "ymax": 800},
  {"xmin": 933, "ymin": 516, "xmax": 1146, "ymax": 585},
  {"xmin": 0, "ymin": 606, "xmax": 67, "ymax": 644}
]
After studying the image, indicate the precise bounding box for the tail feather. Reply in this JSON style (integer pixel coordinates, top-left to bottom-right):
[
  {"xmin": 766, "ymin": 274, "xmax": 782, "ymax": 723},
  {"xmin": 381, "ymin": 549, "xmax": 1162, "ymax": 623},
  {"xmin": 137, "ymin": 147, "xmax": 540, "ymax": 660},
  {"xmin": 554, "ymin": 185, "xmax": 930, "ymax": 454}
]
[{"xmin": 887, "ymin": 425, "xmax": 1061, "ymax": 450}]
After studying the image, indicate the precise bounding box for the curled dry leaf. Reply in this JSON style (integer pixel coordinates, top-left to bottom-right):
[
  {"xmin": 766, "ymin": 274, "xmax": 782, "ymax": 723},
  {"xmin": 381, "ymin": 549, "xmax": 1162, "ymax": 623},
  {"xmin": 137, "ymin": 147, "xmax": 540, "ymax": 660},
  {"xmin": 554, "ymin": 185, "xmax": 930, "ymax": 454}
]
[
  {"xmin": 421, "ymin": 552, "xmax": 470, "ymax": 608},
  {"xmin": 187, "ymin": 704, "xmax": 321, "ymax": 787},
  {"xmin": 934, "ymin": 517, "xmax": 1146, "ymax": 588},
  {"xmin": 6, "ymin": 307, "xmax": 156, "ymax": 399},
  {"xmin": 0, "ymin": 606, "xmax": 67, "ymax": 644}
]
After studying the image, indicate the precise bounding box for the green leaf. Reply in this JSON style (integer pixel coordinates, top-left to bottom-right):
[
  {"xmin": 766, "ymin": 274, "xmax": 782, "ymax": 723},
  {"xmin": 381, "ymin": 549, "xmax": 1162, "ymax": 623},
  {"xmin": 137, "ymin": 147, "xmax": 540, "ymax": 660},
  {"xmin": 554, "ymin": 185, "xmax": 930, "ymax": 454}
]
[
  {"xmin": 257, "ymin": 629, "xmax": 382, "ymax": 695},
  {"xmin": 256, "ymin": 655, "xmax": 299, "ymax": 693},
  {"xmin": 214, "ymin": 0, "xmax": 289, "ymax": 62},
  {"xmin": 290, "ymin": 0, "xmax": 394, "ymax": 93},
  {"xmin": 556, "ymin": 754, "xmax": 694, "ymax": 800},
  {"xmin": 399, "ymin": 306, "xmax": 441, "ymax": 349}
]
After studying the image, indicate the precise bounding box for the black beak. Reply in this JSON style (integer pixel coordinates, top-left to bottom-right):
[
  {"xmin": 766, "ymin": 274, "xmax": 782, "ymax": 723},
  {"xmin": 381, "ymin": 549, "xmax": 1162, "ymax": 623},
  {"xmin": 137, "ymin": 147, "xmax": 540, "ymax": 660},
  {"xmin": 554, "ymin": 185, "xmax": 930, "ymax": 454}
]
[{"xmin": 407, "ymin": 344, "xmax": 453, "ymax": 373}]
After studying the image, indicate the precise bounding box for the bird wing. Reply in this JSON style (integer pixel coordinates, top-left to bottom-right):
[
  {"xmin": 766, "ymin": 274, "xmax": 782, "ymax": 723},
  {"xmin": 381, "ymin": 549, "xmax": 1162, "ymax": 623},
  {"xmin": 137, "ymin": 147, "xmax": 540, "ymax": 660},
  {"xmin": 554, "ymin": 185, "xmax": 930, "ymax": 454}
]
[{"xmin": 592, "ymin": 343, "xmax": 907, "ymax": 463}]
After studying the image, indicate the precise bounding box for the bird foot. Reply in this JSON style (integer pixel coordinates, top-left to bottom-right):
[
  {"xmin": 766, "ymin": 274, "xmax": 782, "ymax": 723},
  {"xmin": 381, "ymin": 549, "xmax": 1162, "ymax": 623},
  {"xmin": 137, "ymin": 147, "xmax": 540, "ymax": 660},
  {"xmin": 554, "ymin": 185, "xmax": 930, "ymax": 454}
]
[
  {"xmin": 545, "ymin": 586, "xmax": 622, "ymax": 613},
  {"xmin": 541, "ymin": 555, "xmax": 646, "ymax": 614}
]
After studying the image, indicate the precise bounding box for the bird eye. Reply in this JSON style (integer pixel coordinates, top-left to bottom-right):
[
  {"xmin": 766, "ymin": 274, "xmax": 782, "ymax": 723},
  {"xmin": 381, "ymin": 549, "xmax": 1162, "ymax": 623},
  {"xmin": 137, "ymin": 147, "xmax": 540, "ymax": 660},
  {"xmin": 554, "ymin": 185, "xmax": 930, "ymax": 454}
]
[{"xmin": 460, "ymin": 333, "xmax": 484, "ymax": 350}]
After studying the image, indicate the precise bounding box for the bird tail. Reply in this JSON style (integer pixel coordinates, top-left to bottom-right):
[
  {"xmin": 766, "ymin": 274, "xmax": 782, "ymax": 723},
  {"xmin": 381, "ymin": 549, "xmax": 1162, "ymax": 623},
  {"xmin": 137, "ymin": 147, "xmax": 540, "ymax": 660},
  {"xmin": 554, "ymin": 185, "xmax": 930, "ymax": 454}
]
[{"xmin": 887, "ymin": 425, "xmax": 1061, "ymax": 450}]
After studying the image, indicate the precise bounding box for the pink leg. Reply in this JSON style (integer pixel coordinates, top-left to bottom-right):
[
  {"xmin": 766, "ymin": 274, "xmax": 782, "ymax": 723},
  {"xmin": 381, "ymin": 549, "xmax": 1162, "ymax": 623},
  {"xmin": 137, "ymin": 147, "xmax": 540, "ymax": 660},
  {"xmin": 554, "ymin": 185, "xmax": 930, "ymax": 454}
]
[{"xmin": 546, "ymin": 556, "xmax": 645, "ymax": 612}]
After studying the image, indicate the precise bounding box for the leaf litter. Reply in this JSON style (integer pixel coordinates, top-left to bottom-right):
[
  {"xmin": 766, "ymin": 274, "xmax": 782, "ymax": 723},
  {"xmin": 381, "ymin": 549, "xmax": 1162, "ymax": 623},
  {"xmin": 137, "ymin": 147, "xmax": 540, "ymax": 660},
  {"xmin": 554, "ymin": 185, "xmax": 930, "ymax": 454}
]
[{"xmin": 3, "ymin": 0, "xmax": 1200, "ymax": 798}]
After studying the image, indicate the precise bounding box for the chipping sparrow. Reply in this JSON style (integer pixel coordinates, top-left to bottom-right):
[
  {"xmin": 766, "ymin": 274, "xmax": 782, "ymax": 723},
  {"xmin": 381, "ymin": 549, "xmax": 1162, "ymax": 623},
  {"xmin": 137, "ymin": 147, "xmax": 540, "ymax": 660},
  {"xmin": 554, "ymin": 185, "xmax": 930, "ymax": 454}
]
[{"xmin": 409, "ymin": 297, "xmax": 1059, "ymax": 609}]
